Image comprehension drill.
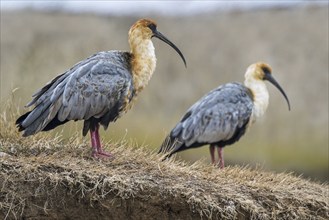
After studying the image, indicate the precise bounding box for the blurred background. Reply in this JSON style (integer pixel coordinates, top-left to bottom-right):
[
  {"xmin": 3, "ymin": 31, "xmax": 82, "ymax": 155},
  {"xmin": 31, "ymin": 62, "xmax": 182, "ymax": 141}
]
[{"xmin": 1, "ymin": 1, "xmax": 328, "ymax": 181}]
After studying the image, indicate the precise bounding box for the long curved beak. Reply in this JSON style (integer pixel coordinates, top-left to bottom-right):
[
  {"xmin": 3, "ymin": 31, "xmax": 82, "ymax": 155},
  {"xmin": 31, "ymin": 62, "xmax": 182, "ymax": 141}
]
[
  {"xmin": 265, "ymin": 73, "xmax": 291, "ymax": 111},
  {"xmin": 152, "ymin": 30, "xmax": 187, "ymax": 67}
]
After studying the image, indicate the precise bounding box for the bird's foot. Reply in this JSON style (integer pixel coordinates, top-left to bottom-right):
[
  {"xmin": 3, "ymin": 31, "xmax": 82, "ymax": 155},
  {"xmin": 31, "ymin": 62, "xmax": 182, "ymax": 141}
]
[
  {"xmin": 212, "ymin": 162, "xmax": 224, "ymax": 169},
  {"xmin": 92, "ymin": 150, "xmax": 114, "ymax": 159},
  {"xmin": 213, "ymin": 158, "xmax": 224, "ymax": 169}
]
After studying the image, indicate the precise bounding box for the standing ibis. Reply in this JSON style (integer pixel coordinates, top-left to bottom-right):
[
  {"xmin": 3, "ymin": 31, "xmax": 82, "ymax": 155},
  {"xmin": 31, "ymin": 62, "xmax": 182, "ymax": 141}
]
[
  {"xmin": 16, "ymin": 18, "xmax": 186, "ymax": 158},
  {"xmin": 159, "ymin": 62, "xmax": 290, "ymax": 168}
]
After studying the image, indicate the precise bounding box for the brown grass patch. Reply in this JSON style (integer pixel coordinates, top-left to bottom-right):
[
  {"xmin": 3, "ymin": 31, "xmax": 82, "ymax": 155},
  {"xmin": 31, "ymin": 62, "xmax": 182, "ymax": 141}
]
[{"xmin": 0, "ymin": 100, "xmax": 328, "ymax": 219}]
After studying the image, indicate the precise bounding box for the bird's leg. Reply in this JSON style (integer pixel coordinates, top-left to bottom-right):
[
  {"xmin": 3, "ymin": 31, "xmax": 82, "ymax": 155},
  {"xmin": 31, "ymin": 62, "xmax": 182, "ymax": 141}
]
[
  {"xmin": 94, "ymin": 124, "xmax": 113, "ymax": 158},
  {"xmin": 217, "ymin": 146, "xmax": 224, "ymax": 169},
  {"xmin": 89, "ymin": 125, "xmax": 112, "ymax": 158},
  {"xmin": 90, "ymin": 129, "xmax": 98, "ymax": 157},
  {"xmin": 209, "ymin": 144, "xmax": 216, "ymax": 165}
]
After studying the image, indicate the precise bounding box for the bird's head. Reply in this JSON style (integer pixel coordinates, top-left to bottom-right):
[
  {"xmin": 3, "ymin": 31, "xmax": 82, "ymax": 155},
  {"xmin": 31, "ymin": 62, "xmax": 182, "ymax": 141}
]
[
  {"xmin": 128, "ymin": 19, "xmax": 186, "ymax": 67},
  {"xmin": 246, "ymin": 62, "xmax": 291, "ymax": 110}
]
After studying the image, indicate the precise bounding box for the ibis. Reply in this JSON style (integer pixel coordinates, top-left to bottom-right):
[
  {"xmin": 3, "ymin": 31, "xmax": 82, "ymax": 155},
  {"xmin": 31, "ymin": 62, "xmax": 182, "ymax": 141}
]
[
  {"xmin": 159, "ymin": 62, "xmax": 290, "ymax": 168},
  {"xmin": 16, "ymin": 18, "xmax": 186, "ymax": 158}
]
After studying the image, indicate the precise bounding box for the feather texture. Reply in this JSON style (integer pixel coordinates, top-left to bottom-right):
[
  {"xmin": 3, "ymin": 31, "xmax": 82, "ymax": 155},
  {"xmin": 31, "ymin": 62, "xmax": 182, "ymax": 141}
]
[
  {"xmin": 159, "ymin": 82, "xmax": 253, "ymax": 155},
  {"xmin": 16, "ymin": 51, "xmax": 134, "ymax": 136}
]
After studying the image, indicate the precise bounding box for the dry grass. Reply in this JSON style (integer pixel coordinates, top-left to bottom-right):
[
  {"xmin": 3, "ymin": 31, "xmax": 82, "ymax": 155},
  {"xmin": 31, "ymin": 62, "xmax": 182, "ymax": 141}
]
[{"xmin": 0, "ymin": 101, "xmax": 328, "ymax": 219}]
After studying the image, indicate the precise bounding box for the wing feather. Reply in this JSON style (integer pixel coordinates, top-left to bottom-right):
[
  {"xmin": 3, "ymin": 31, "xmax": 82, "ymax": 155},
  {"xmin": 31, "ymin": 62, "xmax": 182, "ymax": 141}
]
[
  {"xmin": 18, "ymin": 51, "xmax": 133, "ymax": 136},
  {"xmin": 59, "ymin": 57, "xmax": 133, "ymax": 122},
  {"xmin": 160, "ymin": 83, "xmax": 253, "ymax": 154}
]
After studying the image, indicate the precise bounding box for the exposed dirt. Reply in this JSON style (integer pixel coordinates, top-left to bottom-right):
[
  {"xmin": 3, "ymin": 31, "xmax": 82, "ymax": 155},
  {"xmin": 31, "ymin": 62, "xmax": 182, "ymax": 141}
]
[{"xmin": 1, "ymin": 158, "xmax": 204, "ymax": 220}]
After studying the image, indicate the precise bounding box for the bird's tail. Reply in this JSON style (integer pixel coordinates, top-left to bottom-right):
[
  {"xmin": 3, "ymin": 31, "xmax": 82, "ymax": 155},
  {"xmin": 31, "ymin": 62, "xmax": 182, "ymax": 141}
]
[
  {"xmin": 16, "ymin": 99, "xmax": 65, "ymax": 137},
  {"xmin": 16, "ymin": 111, "xmax": 32, "ymax": 132},
  {"xmin": 16, "ymin": 72, "xmax": 68, "ymax": 137}
]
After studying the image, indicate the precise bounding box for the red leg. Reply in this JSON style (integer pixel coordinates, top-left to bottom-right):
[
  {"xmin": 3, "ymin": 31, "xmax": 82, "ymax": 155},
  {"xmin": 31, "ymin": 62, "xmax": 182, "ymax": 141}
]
[
  {"xmin": 94, "ymin": 124, "xmax": 112, "ymax": 157},
  {"xmin": 209, "ymin": 144, "xmax": 216, "ymax": 165},
  {"xmin": 90, "ymin": 130, "xmax": 98, "ymax": 157},
  {"xmin": 89, "ymin": 124, "xmax": 112, "ymax": 159},
  {"xmin": 217, "ymin": 147, "xmax": 224, "ymax": 169}
]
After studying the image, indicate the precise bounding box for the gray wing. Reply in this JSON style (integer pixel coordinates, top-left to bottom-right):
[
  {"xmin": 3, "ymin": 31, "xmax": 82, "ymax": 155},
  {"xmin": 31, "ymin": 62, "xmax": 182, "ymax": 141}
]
[
  {"xmin": 58, "ymin": 57, "xmax": 132, "ymax": 121},
  {"xmin": 160, "ymin": 83, "xmax": 253, "ymax": 154},
  {"xmin": 18, "ymin": 51, "xmax": 133, "ymax": 136}
]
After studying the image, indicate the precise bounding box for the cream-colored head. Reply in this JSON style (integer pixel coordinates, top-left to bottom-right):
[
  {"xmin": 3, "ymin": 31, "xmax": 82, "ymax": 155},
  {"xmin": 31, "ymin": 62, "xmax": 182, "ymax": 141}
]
[
  {"xmin": 244, "ymin": 62, "xmax": 290, "ymax": 122},
  {"xmin": 127, "ymin": 19, "xmax": 186, "ymax": 94},
  {"xmin": 128, "ymin": 19, "xmax": 157, "ymax": 42},
  {"xmin": 245, "ymin": 62, "xmax": 272, "ymax": 81},
  {"xmin": 128, "ymin": 19, "xmax": 186, "ymax": 66}
]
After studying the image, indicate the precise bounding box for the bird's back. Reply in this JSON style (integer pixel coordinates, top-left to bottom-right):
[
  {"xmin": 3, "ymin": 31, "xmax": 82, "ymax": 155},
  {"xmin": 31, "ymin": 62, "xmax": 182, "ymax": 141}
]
[
  {"xmin": 159, "ymin": 82, "xmax": 254, "ymax": 155},
  {"xmin": 16, "ymin": 51, "xmax": 135, "ymax": 136}
]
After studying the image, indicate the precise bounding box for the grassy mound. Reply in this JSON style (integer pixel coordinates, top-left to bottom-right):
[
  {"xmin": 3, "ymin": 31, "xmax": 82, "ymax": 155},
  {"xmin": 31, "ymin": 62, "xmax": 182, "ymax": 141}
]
[{"xmin": 0, "ymin": 103, "xmax": 328, "ymax": 219}]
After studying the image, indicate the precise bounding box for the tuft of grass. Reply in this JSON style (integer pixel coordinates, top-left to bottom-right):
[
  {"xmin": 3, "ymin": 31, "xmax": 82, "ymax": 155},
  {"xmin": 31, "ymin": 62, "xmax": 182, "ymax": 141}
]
[{"xmin": 0, "ymin": 100, "xmax": 328, "ymax": 219}]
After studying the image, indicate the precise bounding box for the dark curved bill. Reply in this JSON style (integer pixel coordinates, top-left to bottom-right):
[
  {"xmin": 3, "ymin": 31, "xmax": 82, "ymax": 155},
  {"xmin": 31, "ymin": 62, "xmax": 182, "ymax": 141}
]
[
  {"xmin": 265, "ymin": 73, "xmax": 291, "ymax": 111},
  {"xmin": 153, "ymin": 30, "xmax": 187, "ymax": 67}
]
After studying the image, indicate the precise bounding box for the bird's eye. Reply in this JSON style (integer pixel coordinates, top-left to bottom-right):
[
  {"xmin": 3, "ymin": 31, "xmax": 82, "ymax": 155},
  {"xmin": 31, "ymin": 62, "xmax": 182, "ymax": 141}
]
[
  {"xmin": 261, "ymin": 66, "xmax": 271, "ymax": 75},
  {"xmin": 148, "ymin": 23, "xmax": 157, "ymax": 32}
]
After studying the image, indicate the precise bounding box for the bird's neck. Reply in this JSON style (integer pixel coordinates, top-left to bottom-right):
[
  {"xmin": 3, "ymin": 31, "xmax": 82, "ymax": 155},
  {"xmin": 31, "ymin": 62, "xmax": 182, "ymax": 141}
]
[
  {"xmin": 129, "ymin": 38, "xmax": 157, "ymax": 94},
  {"xmin": 244, "ymin": 78, "xmax": 269, "ymax": 123}
]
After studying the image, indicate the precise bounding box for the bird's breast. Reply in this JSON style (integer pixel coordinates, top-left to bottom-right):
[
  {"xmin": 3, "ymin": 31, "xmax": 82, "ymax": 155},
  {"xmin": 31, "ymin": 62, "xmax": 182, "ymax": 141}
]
[
  {"xmin": 131, "ymin": 57, "xmax": 156, "ymax": 93},
  {"xmin": 121, "ymin": 89, "xmax": 137, "ymax": 113},
  {"xmin": 249, "ymin": 84, "xmax": 269, "ymax": 123},
  {"xmin": 130, "ymin": 39, "xmax": 157, "ymax": 93}
]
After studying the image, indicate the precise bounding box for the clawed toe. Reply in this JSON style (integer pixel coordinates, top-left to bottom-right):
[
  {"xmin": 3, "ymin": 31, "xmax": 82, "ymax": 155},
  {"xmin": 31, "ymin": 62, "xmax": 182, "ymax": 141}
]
[{"xmin": 92, "ymin": 151, "xmax": 114, "ymax": 160}]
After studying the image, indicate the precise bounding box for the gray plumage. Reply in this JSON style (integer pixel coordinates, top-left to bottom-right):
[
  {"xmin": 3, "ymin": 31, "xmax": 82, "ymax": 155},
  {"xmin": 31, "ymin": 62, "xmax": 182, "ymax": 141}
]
[
  {"xmin": 15, "ymin": 18, "xmax": 189, "ymax": 159},
  {"xmin": 16, "ymin": 51, "xmax": 134, "ymax": 137},
  {"xmin": 159, "ymin": 82, "xmax": 254, "ymax": 156}
]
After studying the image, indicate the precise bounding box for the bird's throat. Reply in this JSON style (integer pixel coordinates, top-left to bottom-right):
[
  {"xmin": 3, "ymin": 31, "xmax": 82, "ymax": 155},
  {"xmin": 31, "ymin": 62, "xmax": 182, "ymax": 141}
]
[
  {"xmin": 130, "ymin": 39, "xmax": 157, "ymax": 93},
  {"xmin": 245, "ymin": 79, "xmax": 269, "ymax": 123}
]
